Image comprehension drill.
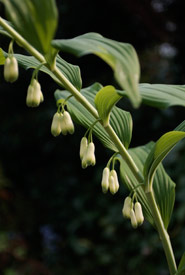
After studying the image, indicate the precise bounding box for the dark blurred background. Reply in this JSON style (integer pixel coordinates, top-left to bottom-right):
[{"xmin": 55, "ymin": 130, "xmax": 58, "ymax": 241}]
[{"xmin": 0, "ymin": 0, "xmax": 185, "ymax": 274}]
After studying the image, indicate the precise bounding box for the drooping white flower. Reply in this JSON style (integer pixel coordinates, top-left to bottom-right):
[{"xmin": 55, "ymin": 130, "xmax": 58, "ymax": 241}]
[
  {"xmin": 26, "ymin": 79, "xmax": 44, "ymax": 107},
  {"xmin": 80, "ymin": 137, "xmax": 88, "ymax": 160},
  {"xmin": 26, "ymin": 84, "xmax": 34, "ymax": 107},
  {"xmin": 135, "ymin": 202, "xmax": 144, "ymax": 226},
  {"xmin": 62, "ymin": 111, "xmax": 74, "ymax": 134},
  {"xmin": 130, "ymin": 209, "xmax": 138, "ymax": 229},
  {"xmin": 110, "ymin": 169, "xmax": 119, "ymax": 193},
  {"xmin": 51, "ymin": 112, "xmax": 62, "ymax": 137},
  {"xmin": 109, "ymin": 175, "xmax": 117, "ymax": 195},
  {"xmin": 4, "ymin": 56, "xmax": 19, "ymax": 83},
  {"xmin": 81, "ymin": 155, "xmax": 88, "ymax": 169},
  {"xmin": 82, "ymin": 142, "xmax": 96, "ymax": 168},
  {"xmin": 32, "ymin": 79, "xmax": 43, "ymax": 107},
  {"xmin": 101, "ymin": 167, "xmax": 110, "ymax": 193},
  {"xmin": 122, "ymin": 197, "xmax": 132, "ymax": 218},
  {"xmin": 122, "ymin": 196, "xmax": 132, "ymax": 218},
  {"xmin": 59, "ymin": 114, "xmax": 68, "ymax": 136}
]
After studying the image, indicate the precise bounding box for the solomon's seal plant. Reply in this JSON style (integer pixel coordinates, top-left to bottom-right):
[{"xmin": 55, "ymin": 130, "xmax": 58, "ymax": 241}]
[{"xmin": 0, "ymin": 0, "xmax": 185, "ymax": 274}]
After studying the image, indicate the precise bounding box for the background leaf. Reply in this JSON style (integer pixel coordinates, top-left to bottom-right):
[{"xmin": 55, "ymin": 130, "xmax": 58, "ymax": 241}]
[
  {"xmin": 117, "ymin": 142, "xmax": 175, "ymax": 229},
  {"xmin": 54, "ymin": 82, "xmax": 133, "ymax": 150},
  {"xmin": 52, "ymin": 32, "xmax": 141, "ymax": 108},
  {"xmin": 1, "ymin": 51, "xmax": 82, "ymax": 91},
  {"xmin": 94, "ymin": 85, "xmax": 122, "ymax": 126},
  {"xmin": 117, "ymin": 83, "xmax": 185, "ymax": 109},
  {"xmin": 2, "ymin": 0, "xmax": 58, "ymax": 55}
]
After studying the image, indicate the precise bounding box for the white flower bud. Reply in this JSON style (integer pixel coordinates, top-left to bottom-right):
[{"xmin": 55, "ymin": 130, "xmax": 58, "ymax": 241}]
[
  {"xmin": 135, "ymin": 202, "xmax": 144, "ymax": 226},
  {"xmin": 26, "ymin": 84, "xmax": 34, "ymax": 107},
  {"xmin": 80, "ymin": 137, "xmax": 88, "ymax": 159},
  {"xmin": 51, "ymin": 112, "xmax": 62, "ymax": 137},
  {"xmin": 31, "ymin": 79, "xmax": 42, "ymax": 107},
  {"xmin": 4, "ymin": 56, "xmax": 19, "ymax": 83},
  {"xmin": 101, "ymin": 167, "xmax": 110, "ymax": 193},
  {"xmin": 130, "ymin": 209, "xmax": 138, "ymax": 229},
  {"xmin": 59, "ymin": 114, "xmax": 68, "ymax": 135},
  {"xmin": 82, "ymin": 142, "xmax": 96, "ymax": 168},
  {"xmin": 122, "ymin": 196, "xmax": 132, "ymax": 218},
  {"xmin": 33, "ymin": 79, "xmax": 44, "ymax": 103},
  {"xmin": 81, "ymin": 154, "xmax": 88, "ymax": 169},
  {"xmin": 63, "ymin": 111, "xmax": 75, "ymax": 134},
  {"xmin": 110, "ymin": 170, "xmax": 119, "ymax": 193},
  {"xmin": 109, "ymin": 175, "xmax": 117, "ymax": 195}
]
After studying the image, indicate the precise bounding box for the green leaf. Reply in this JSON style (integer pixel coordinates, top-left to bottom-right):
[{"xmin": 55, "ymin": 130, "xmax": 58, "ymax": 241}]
[
  {"xmin": 118, "ymin": 83, "xmax": 185, "ymax": 109},
  {"xmin": 141, "ymin": 121, "xmax": 185, "ymax": 228},
  {"xmin": 52, "ymin": 32, "xmax": 141, "ymax": 108},
  {"xmin": 117, "ymin": 142, "xmax": 175, "ymax": 229},
  {"xmin": 144, "ymin": 129, "xmax": 185, "ymax": 190},
  {"xmin": 94, "ymin": 85, "xmax": 122, "ymax": 126},
  {"xmin": 152, "ymin": 162, "xmax": 175, "ymax": 229},
  {"xmin": 176, "ymin": 253, "xmax": 185, "ymax": 275},
  {"xmin": 0, "ymin": 48, "xmax": 5, "ymax": 65},
  {"xmin": 143, "ymin": 122, "xmax": 185, "ymax": 227},
  {"xmin": 2, "ymin": 0, "xmax": 58, "ymax": 55},
  {"xmin": 54, "ymin": 83, "xmax": 133, "ymax": 150},
  {"xmin": 3, "ymin": 52, "xmax": 82, "ymax": 91}
]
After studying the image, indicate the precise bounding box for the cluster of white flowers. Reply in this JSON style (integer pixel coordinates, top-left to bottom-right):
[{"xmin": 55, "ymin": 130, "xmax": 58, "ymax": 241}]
[
  {"xmin": 101, "ymin": 167, "xmax": 119, "ymax": 195},
  {"xmin": 80, "ymin": 137, "xmax": 96, "ymax": 168},
  {"xmin": 26, "ymin": 79, "xmax": 44, "ymax": 107},
  {"xmin": 51, "ymin": 110, "xmax": 75, "ymax": 137},
  {"xmin": 3, "ymin": 48, "xmax": 143, "ymax": 230},
  {"xmin": 122, "ymin": 196, "xmax": 144, "ymax": 228},
  {"xmin": 4, "ymin": 51, "xmax": 44, "ymax": 109},
  {"xmin": 4, "ymin": 56, "xmax": 19, "ymax": 83}
]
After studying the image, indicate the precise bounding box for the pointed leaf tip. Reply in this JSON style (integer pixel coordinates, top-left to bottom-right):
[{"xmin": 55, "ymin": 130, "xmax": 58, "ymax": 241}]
[
  {"xmin": 94, "ymin": 85, "xmax": 122, "ymax": 126},
  {"xmin": 144, "ymin": 130, "xmax": 185, "ymax": 186}
]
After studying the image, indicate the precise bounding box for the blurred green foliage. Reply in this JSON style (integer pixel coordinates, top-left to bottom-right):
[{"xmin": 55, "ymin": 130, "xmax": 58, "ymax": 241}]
[{"xmin": 0, "ymin": 0, "xmax": 185, "ymax": 274}]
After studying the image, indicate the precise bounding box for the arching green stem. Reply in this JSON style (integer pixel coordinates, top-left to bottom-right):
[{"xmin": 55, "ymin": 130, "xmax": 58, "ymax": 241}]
[
  {"xmin": 0, "ymin": 18, "xmax": 144, "ymax": 184},
  {"xmin": 146, "ymin": 186, "xmax": 177, "ymax": 275}
]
